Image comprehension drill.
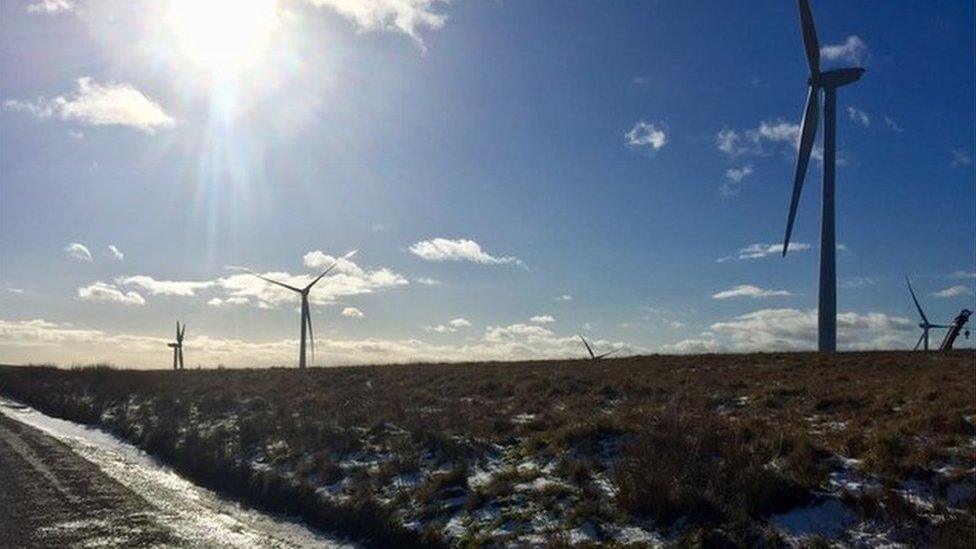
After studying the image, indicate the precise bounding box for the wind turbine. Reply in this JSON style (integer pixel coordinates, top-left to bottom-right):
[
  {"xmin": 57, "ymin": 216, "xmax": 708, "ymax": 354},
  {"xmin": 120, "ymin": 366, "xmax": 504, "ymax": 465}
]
[
  {"xmin": 168, "ymin": 321, "xmax": 185, "ymax": 370},
  {"xmin": 781, "ymin": 0, "xmax": 864, "ymax": 353},
  {"xmin": 905, "ymin": 277, "xmax": 951, "ymax": 351},
  {"xmin": 244, "ymin": 250, "xmax": 357, "ymax": 369},
  {"xmin": 578, "ymin": 334, "xmax": 618, "ymax": 360}
]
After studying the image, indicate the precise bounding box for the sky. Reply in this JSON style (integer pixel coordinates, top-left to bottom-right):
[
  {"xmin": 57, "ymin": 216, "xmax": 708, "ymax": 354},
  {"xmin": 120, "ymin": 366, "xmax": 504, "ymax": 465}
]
[{"xmin": 1, "ymin": 0, "xmax": 974, "ymax": 368}]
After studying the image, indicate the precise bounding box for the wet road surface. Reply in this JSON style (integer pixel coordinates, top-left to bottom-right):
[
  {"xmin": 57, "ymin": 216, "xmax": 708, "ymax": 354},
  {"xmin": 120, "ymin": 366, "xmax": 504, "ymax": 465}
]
[
  {"xmin": 0, "ymin": 400, "xmax": 355, "ymax": 548},
  {"xmin": 0, "ymin": 412, "xmax": 179, "ymax": 547}
]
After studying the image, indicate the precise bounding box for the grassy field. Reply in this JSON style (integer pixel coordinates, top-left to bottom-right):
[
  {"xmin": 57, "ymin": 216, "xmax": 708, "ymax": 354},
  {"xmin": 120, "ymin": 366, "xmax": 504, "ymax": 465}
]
[{"xmin": 1, "ymin": 352, "xmax": 974, "ymax": 547}]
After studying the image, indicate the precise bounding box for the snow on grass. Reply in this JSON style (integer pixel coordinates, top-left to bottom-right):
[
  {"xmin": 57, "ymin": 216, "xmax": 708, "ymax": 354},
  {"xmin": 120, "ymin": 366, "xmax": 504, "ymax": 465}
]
[
  {"xmin": 336, "ymin": 450, "xmax": 390, "ymax": 471},
  {"xmin": 828, "ymin": 455, "xmax": 882, "ymax": 496},
  {"xmin": 770, "ymin": 497, "xmax": 855, "ymax": 541},
  {"xmin": 567, "ymin": 521, "xmax": 599, "ymax": 544},
  {"xmin": 899, "ymin": 478, "xmax": 936, "ymax": 511},
  {"xmin": 514, "ymin": 476, "xmax": 566, "ymax": 493},
  {"xmin": 611, "ymin": 525, "xmax": 664, "ymax": 546}
]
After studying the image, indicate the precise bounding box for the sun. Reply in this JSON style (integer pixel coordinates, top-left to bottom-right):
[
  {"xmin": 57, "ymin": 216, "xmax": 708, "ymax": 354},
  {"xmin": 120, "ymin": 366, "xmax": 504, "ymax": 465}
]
[{"xmin": 166, "ymin": 0, "xmax": 279, "ymax": 76}]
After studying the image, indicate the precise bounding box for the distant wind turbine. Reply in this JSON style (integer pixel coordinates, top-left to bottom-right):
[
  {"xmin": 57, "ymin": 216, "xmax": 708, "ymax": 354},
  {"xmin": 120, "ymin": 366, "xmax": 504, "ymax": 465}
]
[
  {"xmin": 168, "ymin": 321, "xmax": 185, "ymax": 370},
  {"xmin": 905, "ymin": 277, "xmax": 951, "ymax": 351},
  {"xmin": 781, "ymin": 0, "xmax": 865, "ymax": 352},
  {"xmin": 578, "ymin": 334, "xmax": 618, "ymax": 360},
  {"xmin": 242, "ymin": 250, "xmax": 357, "ymax": 369}
]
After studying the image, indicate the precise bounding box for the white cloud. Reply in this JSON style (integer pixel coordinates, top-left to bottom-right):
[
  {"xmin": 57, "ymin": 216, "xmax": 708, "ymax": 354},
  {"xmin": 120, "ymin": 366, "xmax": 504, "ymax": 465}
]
[
  {"xmin": 221, "ymin": 252, "xmax": 408, "ymax": 308},
  {"xmin": 820, "ymin": 36, "xmax": 868, "ymax": 64},
  {"xmin": 63, "ymin": 242, "xmax": 92, "ymax": 262},
  {"xmin": 302, "ymin": 0, "xmax": 448, "ymax": 51},
  {"xmin": 106, "ymin": 245, "xmax": 124, "ymax": 262},
  {"xmin": 951, "ymin": 149, "xmax": 972, "ymax": 168},
  {"xmin": 716, "ymin": 120, "xmax": 825, "ymax": 162},
  {"xmin": 77, "ymin": 282, "xmax": 145, "ymax": 306},
  {"xmin": 425, "ymin": 317, "xmax": 471, "ymax": 333},
  {"xmin": 841, "ymin": 276, "xmax": 876, "ymax": 289},
  {"xmin": 341, "ymin": 306, "xmax": 364, "ymax": 318},
  {"xmin": 408, "ymin": 238, "xmax": 520, "ymax": 266},
  {"xmin": 717, "ymin": 242, "xmax": 811, "ymax": 262},
  {"xmin": 710, "ymin": 308, "xmax": 914, "ymax": 351},
  {"xmin": 555, "ymin": 294, "xmax": 573, "ymax": 302},
  {"xmin": 932, "ymin": 285, "xmax": 972, "ymax": 298},
  {"xmin": 207, "ymin": 297, "xmax": 249, "ymax": 307},
  {"xmin": 529, "ymin": 315, "xmax": 555, "ymax": 324},
  {"xmin": 119, "ymin": 276, "xmax": 215, "ymax": 297},
  {"xmin": 7, "ymin": 288, "xmax": 25, "ymax": 294},
  {"xmin": 302, "ymin": 250, "xmax": 362, "ymax": 274},
  {"xmin": 716, "ymin": 129, "xmax": 745, "ymax": 157},
  {"xmin": 721, "ymin": 165, "xmax": 753, "ymax": 195},
  {"xmin": 950, "ymin": 271, "xmax": 976, "ymax": 280},
  {"xmin": 624, "ymin": 121, "xmax": 667, "ymax": 152},
  {"xmin": 5, "ymin": 78, "xmax": 174, "ymax": 134},
  {"xmin": 883, "ymin": 116, "xmax": 903, "ymax": 132},
  {"xmin": 415, "ymin": 277, "xmax": 441, "ymax": 286},
  {"xmin": 661, "ymin": 309, "xmax": 916, "ymax": 353},
  {"xmin": 847, "ymin": 106, "xmax": 870, "ymax": 127},
  {"xmin": 27, "ymin": 0, "xmax": 73, "ymax": 13},
  {"xmin": 725, "ymin": 165, "xmax": 753, "ymax": 184},
  {"xmin": 0, "ymin": 317, "xmax": 641, "ymax": 368},
  {"xmin": 755, "ymin": 120, "xmax": 800, "ymax": 143},
  {"xmin": 660, "ymin": 338, "xmax": 723, "ymax": 354},
  {"xmin": 484, "ymin": 323, "xmax": 554, "ymax": 342},
  {"xmin": 712, "ymin": 284, "xmax": 792, "ymax": 300}
]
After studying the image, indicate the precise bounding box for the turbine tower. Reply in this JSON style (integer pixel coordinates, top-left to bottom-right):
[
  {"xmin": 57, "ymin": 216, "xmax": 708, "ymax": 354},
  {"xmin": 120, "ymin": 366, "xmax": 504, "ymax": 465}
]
[
  {"xmin": 781, "ymin": 0, "xmax": 864, "ymax": 352},
  {"xmin": 168, "ymin": 321, "xmax": 185, "ymax": 370},
  {"xmin": 905, "ymin": 277, "xmax": 951, "ymax": 351},
  {"xmin": 578, "ymin": 334, "xmax": 618, "ymax": 360},
  {"xmin": 245, "ymin": 250, "xmax": 356, "ymax": 369}
]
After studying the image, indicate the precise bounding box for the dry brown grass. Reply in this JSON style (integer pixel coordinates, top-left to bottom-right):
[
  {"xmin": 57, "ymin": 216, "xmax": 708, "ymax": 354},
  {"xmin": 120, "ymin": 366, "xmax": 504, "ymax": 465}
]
[{"xmin": 1, "ymin": 350, "xmax": 973, "ymax": 545}]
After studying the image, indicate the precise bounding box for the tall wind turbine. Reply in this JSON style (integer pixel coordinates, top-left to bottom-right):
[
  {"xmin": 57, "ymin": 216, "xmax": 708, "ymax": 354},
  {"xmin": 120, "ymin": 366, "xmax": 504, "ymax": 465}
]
[
  {"xmin": 781, "ymin": 0, "xmax": 864, "ymax": 352},
  {"xmin": 905, "ymin": 277, "xmax": 951, "ymax": 351},
  {"xmin": 578, "ymin": 334, "xmax": 618, "ymax": 360},
  {"xmin": 168, "ymin": 321, "xmax": 185, "ymax": 370},
  {"xmin": 244, "ymin": 250, "xmax": 357, "ymax": 369}
]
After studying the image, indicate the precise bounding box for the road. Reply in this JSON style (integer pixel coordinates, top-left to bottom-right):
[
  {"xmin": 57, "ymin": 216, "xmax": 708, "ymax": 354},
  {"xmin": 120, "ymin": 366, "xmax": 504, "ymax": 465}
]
[
  {"xmin": 0, "ymin": 412, "xmax": 180, "ymax": 548},
  {"xmin": 0, "ymin": 400, "xmax": 354, "ymax": 548}
]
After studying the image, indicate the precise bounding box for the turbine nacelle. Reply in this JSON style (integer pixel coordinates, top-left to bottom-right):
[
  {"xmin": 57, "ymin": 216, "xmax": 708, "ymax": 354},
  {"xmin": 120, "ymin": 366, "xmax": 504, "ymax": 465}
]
[{"xmin": 814, "ymin": 68, "xmax": 865, "ymax": 89}]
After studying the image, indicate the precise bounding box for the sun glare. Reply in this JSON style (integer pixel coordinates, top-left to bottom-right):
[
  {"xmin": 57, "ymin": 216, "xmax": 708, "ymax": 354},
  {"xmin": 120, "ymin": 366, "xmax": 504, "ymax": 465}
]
[{"xmin": 166, "ymin": 0, "xmax": 278, "ymax": 76}]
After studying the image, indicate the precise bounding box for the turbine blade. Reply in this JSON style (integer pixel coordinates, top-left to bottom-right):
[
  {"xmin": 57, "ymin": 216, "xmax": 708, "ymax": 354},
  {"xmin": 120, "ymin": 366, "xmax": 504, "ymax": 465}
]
[
  {"xmin": 798, "ymin": 0, "xmax": 820, "ymax": 75},
  {"xmin": 306, "ymin": 249, "xmax": 359, "ymax": 291},
  {"xmin": 783, "ymin": 85, "xmax": 819, "ymax": 256},
  {"xmin": 179, "ymin": 323, "xmax": 186, "ymax": 342},
  {"xmin": 913, "ymin": 332, "xmax": 924, "ymax": 351},
  {"xmin": 251, "ymin": 272, "xmax": 302, "ymax": 293},
  {"xmin": 578, "ymin": 334, "xmax": 595, "ymax": 359},
  {"xmin": 905, "ymin": 277, "xmax": 930, "ymax": 325},
  {"xmin": 597, "ymin": 349, "xmax": 619, "ymax": 359}
]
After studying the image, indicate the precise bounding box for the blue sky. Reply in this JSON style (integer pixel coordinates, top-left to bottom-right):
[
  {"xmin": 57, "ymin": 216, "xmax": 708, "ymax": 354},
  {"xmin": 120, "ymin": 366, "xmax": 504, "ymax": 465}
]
[{"xmin": 1, "ymin": 0, "xmax": 973, "ymax": 367}]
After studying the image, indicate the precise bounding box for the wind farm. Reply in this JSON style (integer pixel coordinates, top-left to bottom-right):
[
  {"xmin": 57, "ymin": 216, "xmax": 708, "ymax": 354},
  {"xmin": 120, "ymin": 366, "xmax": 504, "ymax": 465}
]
[{"xmin": 1, "ymin": 1, "xmax": 973, "ymax": 547}]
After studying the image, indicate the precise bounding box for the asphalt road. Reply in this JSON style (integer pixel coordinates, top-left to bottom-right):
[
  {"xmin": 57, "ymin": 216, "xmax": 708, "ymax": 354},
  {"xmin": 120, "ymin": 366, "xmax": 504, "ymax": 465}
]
[{"xmin": 0, "ymin": 413, "xmax": 181, "ymax": 548}]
